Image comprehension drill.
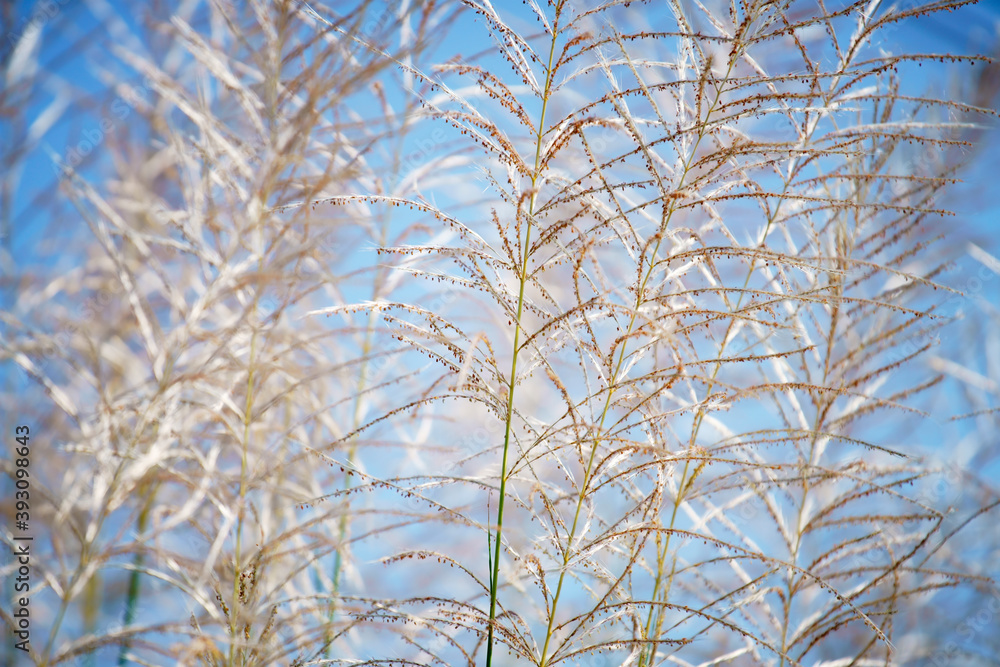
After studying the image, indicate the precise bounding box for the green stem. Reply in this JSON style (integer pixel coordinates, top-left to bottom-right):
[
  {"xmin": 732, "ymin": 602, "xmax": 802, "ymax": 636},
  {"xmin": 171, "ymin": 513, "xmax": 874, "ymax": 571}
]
[
  {"xmin": 634, "ymin": 25, "xmax": 825, "ymax": 657},
  {"xmin": 39, "ymin": 383, "xmax": 170, "ymax": 667},
  {"xmin": 117, "ymin": 484, "xmax": 158, "ymax": 666},
  {"xmin": 485, "ymin": 12, "xmax": 562, "ymax": 666},
  {"xmin": 320, "ymin": 80, "xmax": 411, "ymax": 654},
  {"xmin": 639, "ymin": 27, "xmax": 841, "ymax": 662},
  {"xmin": 229, "ymin": 252, "xmax": 266, "ymax": 667},
  {"xmin": 537, "ymin": 17, "xmax": 742, "ymax": 667},
  {"xmin": 321, "ymin": 304, "xmax": 379, "ymax": 656}
]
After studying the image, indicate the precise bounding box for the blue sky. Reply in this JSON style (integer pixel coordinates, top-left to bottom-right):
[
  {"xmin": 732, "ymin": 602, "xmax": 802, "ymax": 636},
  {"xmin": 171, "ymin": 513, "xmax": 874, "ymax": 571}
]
[
  {"xmin": 3, "ymin": 0, "xmax": 998, "ymax": 498},
  {"xmin": 3, "ymin": 0, "xmax": 999, "ymax": 534},
  {"xmin": 2, "ymin": 2, "xmax": 999, "ymax": 663},
  {"xmin": 3, "ymin": 0, "xmax": 999, "ymax": 256}
]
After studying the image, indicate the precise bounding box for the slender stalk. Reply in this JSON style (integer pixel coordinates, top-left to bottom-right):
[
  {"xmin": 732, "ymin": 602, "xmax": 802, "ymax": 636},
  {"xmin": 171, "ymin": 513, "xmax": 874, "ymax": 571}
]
[
  {"xmin": 536, "ymin": 22, "xmax": 750, "ymax": 664},
  {"xmin": 485, "ymin": 11, "xmax": 562, "ymax": 666},
  {"xmin": 320, "ymin": 302, "xmax": 380, "ymax": 657},
  {"xmin": 638, "ymin": 27, "xmax": 857, "ymax": 662},
  {"xmin": 38, "ymin": 368, "xmax": 171, "ymax": 667},
  {"xmin": 229, "ymin": 223, "xmax": 269, "ymax": 666},
  {"xmin": 320, "ymin": 78, "xmax": 418, "ymax": 655},
  {"xmin": 229, "ymin": 16, "xmax": 283, "ymax": 661},
  {"xmin": 229, "ymin": 313, "xmax": 258, "ymax": 667},
  {"xmin": 117, "ymin": 483, "xmax": 157, "ymax": 666},
  {"xmin": 532, "ymin": 35, "xmax": 744, "ymax": 667}
]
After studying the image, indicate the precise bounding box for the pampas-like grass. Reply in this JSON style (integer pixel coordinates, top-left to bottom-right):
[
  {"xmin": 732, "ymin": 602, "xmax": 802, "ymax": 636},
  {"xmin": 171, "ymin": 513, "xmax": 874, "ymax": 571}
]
[{"xmin": 1, "ymin": 1, "xmax": 998, "ymax": 665}]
